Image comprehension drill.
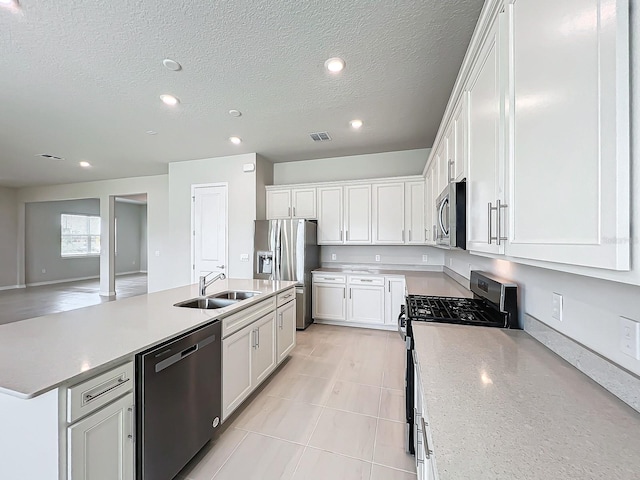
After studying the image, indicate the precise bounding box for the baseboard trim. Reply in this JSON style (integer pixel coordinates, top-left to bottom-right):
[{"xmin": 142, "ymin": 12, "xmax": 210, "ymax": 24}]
[
  {"xmin": 314, "ymin": 319, "xmax": 396, "ymax": 332},
  {"xmin": 0, "ymin": 284, "xmax": 25, "ymax": 291},
  {"xmin": 26, "ymin": 271, "xmax": 146, "ymax": 287},
  {"xmin": 524, "ymin": 314, "xmax": 640, "ymax": 413}
]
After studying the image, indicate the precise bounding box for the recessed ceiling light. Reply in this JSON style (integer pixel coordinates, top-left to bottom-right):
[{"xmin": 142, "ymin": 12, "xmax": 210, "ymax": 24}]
[
  {"xmin": 228, "ymin": 109, "xmax": 242, "ymax": 117},
  {"xmin": 350, "ymin": 119, "xmax": 363, "ymax": 129},
  {"xmin": 79, "ymin": 161, "xmax": 91, "ymax": 168},
  {"xmin": 160, "ymin": 94, "xmax": 179, "ymax": 106},
  {"xmin": 229, "ymin": 136, "xmax": 242, "ymax": 145},
  {"xmin": 145, "ymin": 130, "xmax": 158, "ymax": 135},
  {"xmin": 0, "ymin": 0, "xmax": 18, "ymax": 8},
  {"xmin": 162, "ymin": 58, "xmax": 182, "ymax": 71},
  {"xmin": 325, "ymin": 57, "xmax": 345, "ymax": 73}
]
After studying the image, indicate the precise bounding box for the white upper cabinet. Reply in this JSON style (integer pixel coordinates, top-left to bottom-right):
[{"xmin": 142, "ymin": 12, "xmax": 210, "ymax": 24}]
[
  {"xmin": 266, "ymin": 187, "xmax": 317, "ymax": 219},
  {"xmin": 466, "ymin": 13, "xmax": 505, "ymax": 255},
  {"xmin": 452, "ymin": 96, "xmax": 468, "ymax": 181},
  {"xmin": 344, "ymin": 184, "xmax": 372, "ymax": 244},
  {"xmin": 424, "ymin": 162, "xmax": 437, "ymax": 245},
  {"xmin": 373, "ymin": 183, "xmax": 405, "ymax": 244},
  {"xmin": 317, "ymin": 186, "xmax": 344, "ymax": 244},
  {"xmin": 266, "ymin": 189, "xmax": 292, "ymax": 220},
  {"xmin": 503, "ymin": 0, "xmax": 630, "ymax": 270},
  {"xmin": 291, "ymin": 188, "xmax": 316, "ymax": 219},
  {"xmin": 406, "ymin": 181, "xmax": 426, "ymax": 244}
]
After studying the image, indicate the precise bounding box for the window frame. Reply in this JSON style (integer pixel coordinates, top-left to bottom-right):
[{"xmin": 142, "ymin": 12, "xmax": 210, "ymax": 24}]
[{"xmin": 60, "ymin": 213, "xmax": 102, "ymax": 258}]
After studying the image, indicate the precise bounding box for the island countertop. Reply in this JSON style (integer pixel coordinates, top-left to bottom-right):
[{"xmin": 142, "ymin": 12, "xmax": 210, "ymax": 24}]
[
  {"xmin": 0, "ymin": 279, "xmax": 297, "ymax": 399},
  {"xmin": 412, "ymin": 322, "xmax": 640, "ymax": 479}
]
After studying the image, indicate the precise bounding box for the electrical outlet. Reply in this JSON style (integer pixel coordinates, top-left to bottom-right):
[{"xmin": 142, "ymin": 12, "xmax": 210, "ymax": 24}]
[
  {"xmin": 155, "ymin": 250, "xmax": 160, "ymax": 257},
  {"xmin": 552, "ymin": 293, "xmax": 563, "ymax": 321},
  {"xmin": 375, "ymin": 255, "xmax": 381, "ymax": 262},
  {"xmin": 422, "ymin": 255, "xmax": 428, "ymax": 262},
  {"xmin": 41, "ymin": 268, "xmax": 46, "ymax": 274},
  {"xmin": 240, "ymin": 254, "xmax": 249, "ymax": 262},
  {"xmin": 331, "ymin": 253, "xmax": 337, "ymax": 261},
  {"xmin": 619, "ymin": 316, "xmax": 640, "ymax": 360}
]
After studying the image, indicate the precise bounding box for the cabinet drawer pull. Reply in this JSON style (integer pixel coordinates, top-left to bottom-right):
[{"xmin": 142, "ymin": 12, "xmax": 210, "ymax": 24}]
[
  {"xmin": 360, "ymin": 279, "xmax": 373, "ymax": 283},
  {"xmin": 283, "ymin": 293, "xmax": 293, "ymax": 299},
  {"xmin": 84, "ymin": 377, "xmax": 130, "ymax": 404},
  {"xmin": 421, "ymin": 417, "xmax": 431, "ymax": 459}
]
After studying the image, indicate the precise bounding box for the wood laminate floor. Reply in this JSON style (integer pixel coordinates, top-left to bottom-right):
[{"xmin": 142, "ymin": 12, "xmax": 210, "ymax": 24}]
[
  {"xmin": 0, "ymin": 273, "xmax": 147, "ymax": 325},
  {"xmin": 178, "ymin": 324, "xmax": 416, "ymax": 480}
]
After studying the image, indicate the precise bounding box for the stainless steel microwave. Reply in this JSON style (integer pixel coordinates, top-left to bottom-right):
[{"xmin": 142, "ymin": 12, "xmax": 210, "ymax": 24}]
[{"xmin": 435, "ymin": 180, "xmax": 466, "ymax": 249}]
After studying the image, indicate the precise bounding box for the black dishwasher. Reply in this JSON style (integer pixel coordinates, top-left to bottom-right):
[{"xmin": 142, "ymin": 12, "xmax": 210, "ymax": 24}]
[{"xmin": 136, "ymin": 320, "xmax": 222, "ymax": 480}]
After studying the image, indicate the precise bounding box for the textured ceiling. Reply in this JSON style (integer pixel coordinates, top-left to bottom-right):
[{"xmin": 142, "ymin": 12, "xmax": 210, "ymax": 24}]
[{"xmin": 0, "ymin": 0, "xmax": 484, "ymax": 187}]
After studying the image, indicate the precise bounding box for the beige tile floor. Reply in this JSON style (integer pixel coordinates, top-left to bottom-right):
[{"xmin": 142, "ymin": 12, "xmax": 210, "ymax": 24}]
[
  {"xmin": 178, "ymin": 324, "xmax": 416, "ymax": 480},
  {"xmin": 0, "ymin": 273, "xmax": 147, "ymax": 325}
]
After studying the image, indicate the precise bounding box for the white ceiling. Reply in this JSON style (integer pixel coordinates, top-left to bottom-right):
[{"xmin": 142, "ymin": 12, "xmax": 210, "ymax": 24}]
[{"xmin": 0, "ymin": 0, "xmax": 484, "ymax": 187}]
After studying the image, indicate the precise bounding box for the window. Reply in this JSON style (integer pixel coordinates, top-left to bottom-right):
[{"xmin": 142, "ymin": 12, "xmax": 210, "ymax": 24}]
[{"xmin": 61, "ymin": 214, "xmax": 101, "ymax": 257}]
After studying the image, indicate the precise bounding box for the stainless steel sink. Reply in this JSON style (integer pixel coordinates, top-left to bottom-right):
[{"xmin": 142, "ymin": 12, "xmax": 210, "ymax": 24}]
[
  {"xmin": 174, "ymin": 297, "xmax": 238, "ymax": 309},
  {"xmin": 211, "ymin": 291, "xmax": 261, "ymax": 300}
]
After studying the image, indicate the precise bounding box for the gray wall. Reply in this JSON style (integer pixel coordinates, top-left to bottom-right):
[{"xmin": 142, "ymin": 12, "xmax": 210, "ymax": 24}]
[
  {"xmin": 0, "ymin": 187, "xmax": 18, "ymax": 289},
  {"xmin": 273, "ymin": 149, "xmax": 429, "ymax": 185},
  {"xmin": 140, "ymin": 206, "xmax": 148, "ymax": 272},
  {"xmin": 25, "ymin": 199, "xmax": 145, "ymax": 285},
  {"xmin": 255, "ymin": 155, "xmax": 274, "ymax": 220}
]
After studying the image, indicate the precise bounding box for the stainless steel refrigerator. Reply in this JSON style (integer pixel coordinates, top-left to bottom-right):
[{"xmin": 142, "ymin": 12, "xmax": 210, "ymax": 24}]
[{"xmin": 254, "ymin": 219, "xmax": 319, "ymax": 330}]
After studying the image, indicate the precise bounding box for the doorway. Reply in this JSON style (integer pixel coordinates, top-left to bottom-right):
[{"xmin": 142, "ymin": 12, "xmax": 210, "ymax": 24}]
[
  {"xmin": 192, "ymin": 184, "xmax": 228, "ymax": 283},
  {"xmin": 114, "ymin": 194, "xmax": 148, "ymax": 297}
]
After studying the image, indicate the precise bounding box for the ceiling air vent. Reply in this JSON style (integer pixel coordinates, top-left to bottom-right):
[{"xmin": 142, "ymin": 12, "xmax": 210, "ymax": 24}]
[
  {"xmin": 37, "ymin": 154, "xmax": 64, "ymax": 160},
  {"xmin": 309, "ymin": 132, "xmax": 332, "ymax": 142}
]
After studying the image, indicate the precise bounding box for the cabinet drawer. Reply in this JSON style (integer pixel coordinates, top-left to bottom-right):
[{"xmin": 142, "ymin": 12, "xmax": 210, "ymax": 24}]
[
  {"xmin": 67, "ymin": 362, "xmax": 134, "ymax": 424},
  {"xmin": 348, "ymin": 275, "xmax": 384, "ymax": 286},
  {"xmin": 222, "ymin": 297, "xmax": 276, "ymax": 339},
  {"xmin": 313, "ymin": 274, "xmax": 346, "ymax": 284},
  {"xmin": 276, "ymin": 288, "xmax": 296, "ymax": 306}
]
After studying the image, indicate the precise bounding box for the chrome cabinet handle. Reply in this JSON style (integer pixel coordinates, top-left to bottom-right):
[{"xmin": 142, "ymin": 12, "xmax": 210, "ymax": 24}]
[
  {"xmin": 252, "ymin": 329, "xmax": 257, "ymax": 349},
  {"xmin": 360, "ymin": 279, "xmax": 373, "ymax": 283},
  {"xmin": 349, "ymin": 288, "xmax": 352, "ymax": 299},
  {"xmin": 345, "ymin": 230, "xmax": 349, "ymax": 241},
  {"xmin": 421, "ymin": 417, "xmax": 431, "ymax": 459},
  {"xmin": 127, "ymin": 406, "xmax": 135, "ymax": 441},
  {"xmin": 343, "ymin": 287, "xmax": 346, "ymax": 299},
  {"xmin": 84, "ymin": 377, "xmax": 129, "ymax": 403},
  {"xmin": 496, "ymin": 199, "xmax": 508, "ymax": 246},
  {"xmin": 293, "ymin": 206, "xmax": 296, "ymax": 217},
  {"xmin": 288, "ymin": 206, "xmax": 291, "ymax": 217},
  {"xmin": 279, "ymin": 313, "xmax": 283, "ymax": 329},
  {"xmin": 283, "ymin": 293, "xmax": 293, "ymax": 298},
  {"xmin": 340, "ymin": 230, "xmax": 343, "ymax": 241},
  {"xmin": 257, "ymin": 328, "xmax": 260, "ymax": 348},
  {"xmin": 216, "ymin": 264, "xmax": 225, "ymax": 269}
]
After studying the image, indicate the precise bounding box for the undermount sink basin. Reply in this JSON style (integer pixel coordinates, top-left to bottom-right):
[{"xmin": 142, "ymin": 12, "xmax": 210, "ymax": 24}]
[
  {"xmin": 174, "ymin": 297, "xmax": 238, "ymax": 309},
  {"xmin": 211, "ymin": 290, "xmax": 261, "ymax": 300}
]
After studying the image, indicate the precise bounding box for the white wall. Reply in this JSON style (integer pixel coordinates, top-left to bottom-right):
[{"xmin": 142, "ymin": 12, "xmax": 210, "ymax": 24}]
[
  {"xmin": 273, "ymin": 149, "xmax": 429, "ymax": 185},
  {"xmin": 168, "ymin": 153, "xmax": 260, "ymax": 284},
  {"xmin": 16, "ymin": 175, "xmax": 171, "ymax": 293},
  {"xmin": 140, "ymin": 206, "xmax": 148, "ymax": 272},
  {"xmin": 255, "ymin": 154, "xmax": 274, "ymax": 220},
  {"xmin": 322, "ymin": 245, "xmax": 445, "ymax": 270},
  {"xmin": 114, "ymin": 201, "xmax": 144, "ymax": 275},
  {"xmin": 0, "ymin": 187, "xmax": 19, "ymax": 289}
]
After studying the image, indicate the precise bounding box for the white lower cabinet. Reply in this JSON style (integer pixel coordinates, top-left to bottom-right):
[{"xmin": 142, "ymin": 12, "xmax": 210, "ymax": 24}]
[
  {"xmin": 347, "ymin": 279, "xmax": 384, "ymax": 325},
  {"xmin": 222, "ymin": 311, "xmax": 277, "ymax": 422},
  {"xmin": 312, "ymin": 278, "xmax": 347, "ymax": 321},
  {"xmin": 276, "ymin": 299, "xmax": 296, "ymax": 364},
  {"xmin": 67, "ymin": 392, "xmax": 135, "ymax": 480},
  {"xmin": 385, "ymin": 277, "xmax": 406, "ymax": 326}
]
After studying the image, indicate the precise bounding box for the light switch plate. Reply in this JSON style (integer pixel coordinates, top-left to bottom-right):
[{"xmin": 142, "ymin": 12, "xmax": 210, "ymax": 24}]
[
  {"xmin": 620, "ymin": 316, "xmax": 640, "ymax": 360},
  {"xmin": 422, "ymin": 255, "xmax": 428, "ymax": 262},
  {"xmin": 240, "ymin": 254, "xmax": 249, "ymax": 262},
  {"xmin": 552, "ymin": 293, "xmax": 563, "ymax": 321}
]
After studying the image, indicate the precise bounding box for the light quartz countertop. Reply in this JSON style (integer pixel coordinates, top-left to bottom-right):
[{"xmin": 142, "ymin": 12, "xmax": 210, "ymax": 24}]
[
  {"xmin": 0, "ymin": 279, "xmax": 297, "ymax": 399},
  {"xmin": 412, "ymin": 323, "xmax": 640, "ymax": 479},
  {"xmin": 313, "ymin": 267, "xmax": 472, "ymax": 298}
]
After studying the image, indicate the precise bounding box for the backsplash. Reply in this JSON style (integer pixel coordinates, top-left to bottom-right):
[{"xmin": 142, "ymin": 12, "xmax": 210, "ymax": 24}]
[{"xmin": 321, "ymin": 245, "xmax": 445, "ymax": 271}]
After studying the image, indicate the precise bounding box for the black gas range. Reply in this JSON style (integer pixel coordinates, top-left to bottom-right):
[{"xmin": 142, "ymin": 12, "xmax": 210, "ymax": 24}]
[{"xmin": 400, "ymin": 271, "xmax": 519, "ymax": 455}]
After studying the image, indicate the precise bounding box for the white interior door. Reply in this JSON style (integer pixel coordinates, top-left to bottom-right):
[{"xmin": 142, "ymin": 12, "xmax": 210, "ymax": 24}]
[{"xmin": 193, "ymin": 184, "xmax": 228, "ymax": 282}]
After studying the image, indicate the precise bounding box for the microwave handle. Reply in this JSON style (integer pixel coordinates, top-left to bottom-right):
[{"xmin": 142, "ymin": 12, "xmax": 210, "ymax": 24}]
[{"xmin": 438, "ymin": 198, "xmax": 448, "ymax": 237}]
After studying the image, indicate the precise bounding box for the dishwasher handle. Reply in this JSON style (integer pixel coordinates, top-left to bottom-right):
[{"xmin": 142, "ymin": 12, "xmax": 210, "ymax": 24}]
[{"xmin": 155, "ymin": 333, "xmax": 217, "ymax": 373}]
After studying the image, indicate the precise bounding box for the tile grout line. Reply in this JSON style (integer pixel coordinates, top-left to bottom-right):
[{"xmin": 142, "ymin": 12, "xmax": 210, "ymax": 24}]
[
  {"xmin": 203, "ymin": 428, "xmax": 249, "ymax": 480},
  {"xmin": 370, "ymin": 354, "xmax": 386, "ymax": 480}
]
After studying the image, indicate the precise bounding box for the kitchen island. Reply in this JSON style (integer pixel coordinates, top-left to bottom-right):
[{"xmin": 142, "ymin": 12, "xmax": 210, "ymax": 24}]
[
  {"xmin": 0, "ymin": 278, "xmax": 297, "ymax": 480},
  {"xmin": 412, "ymin": 322, "xmax": 640, "ymax": 479}
]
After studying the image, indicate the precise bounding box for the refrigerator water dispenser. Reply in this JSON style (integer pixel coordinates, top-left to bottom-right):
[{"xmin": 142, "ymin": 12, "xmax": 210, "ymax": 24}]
[{"xmin": 257, "ymin": 251, "xmax": 274, "ymax": 275}]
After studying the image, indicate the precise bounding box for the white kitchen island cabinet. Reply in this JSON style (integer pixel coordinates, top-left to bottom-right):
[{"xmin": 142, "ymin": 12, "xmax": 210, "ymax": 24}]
[
  {"xmin": 68, "ymin": 392, "xmax": 135, "ymax": 480},
  {"xmin": 276, "ymin": 298, "xmax": 296, "ymax": 364}
]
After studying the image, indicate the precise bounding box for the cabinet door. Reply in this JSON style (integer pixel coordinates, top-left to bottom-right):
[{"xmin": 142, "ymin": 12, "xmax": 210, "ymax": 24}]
[
  {"xmin": 406, "ymin": 181, "xmax": 426, "ymax": 244},
  {"xmin": 452, "ymin": 97, "xmax": 468, "ymax": 181},
  {"xmin": 444, "ymin": 125, "xmax": 455, "ymax": 186},
  {"xmin": 312, "ymin": 283, "xmax": 346, "ymax": 321},
  {"xmin": 505, "ymin": 0, "xmax": 630, "ymax": 270},
  {"xmin": 373, "ymin": 183, "xmax": 405, "ymax": 244},
  {"xmin": 435, "ymin": 142, "xmax": 447, "ymax": 196},
  {"xmin": 252, "ymin": 313, "xmax": 276, "ymax": 387},
  {"xmin": 424, "ymin": 165, "xmax": 435, "ymax": 245},
  {"xmin": 222, "ymin": 326, "xmax": 253, "ymax": 421},
  {"xmin": 292, "ymin": 188, "xmax": 316, "ymax": 219},
  {"xmin": 68, "ymin": 393, "xmax": 134, "ymax": 480},
  {"xmin": 276, "ymin": 300, "xmax": 296, "ymax": 364},
  {"xmin": 466, "ymin": 15, "xmax": 504, "ymax": 255},
  {"xmin": 347, "ymin": 285, "xmax": 384, "ymax": 324},
  {"xmin": 317, "ymin": 186, "xmax": 344, "ymax": 244},
  {"xmin": 384, "ymin": 277, "xmax": 406, "ymax": 325},
  {"xmin": 344, "ymin": 184, "xmax": 372, "ymax": 244},
  {"xmin": 266, "ymin": 190, "xmax": 292, "ymax": 219}
]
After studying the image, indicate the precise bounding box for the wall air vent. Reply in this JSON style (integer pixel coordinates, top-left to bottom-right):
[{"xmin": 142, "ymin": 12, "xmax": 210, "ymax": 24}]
[
  {"xmin": 37, "ymin": 154, "xmax": 64, "ymax": 160},
  {"xmin": 309, "ymin": 132, "xmax": 332, "ymax": 142}
]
